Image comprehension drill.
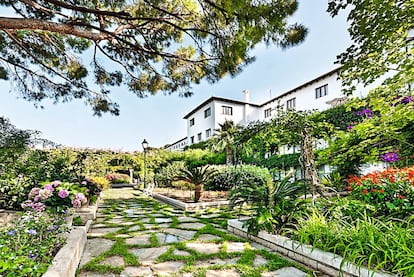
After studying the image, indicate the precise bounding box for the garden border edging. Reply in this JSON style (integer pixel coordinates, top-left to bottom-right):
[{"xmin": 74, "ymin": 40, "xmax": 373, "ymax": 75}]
[
  {"xmin": 42, "ymin": 220, "xmax": 92, "ymax": 277},
  {"xmin": 152, "ymin": 192, "xmax": 229, "ymax": 211},
  {"xmin": 227, "ymin": 218, "xmax": 395, "ymax": 277}
]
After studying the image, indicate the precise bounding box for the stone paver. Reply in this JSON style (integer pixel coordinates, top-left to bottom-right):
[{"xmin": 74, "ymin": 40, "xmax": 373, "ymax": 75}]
[
  {"xmin": 177, "ymin": 216, "xmax": 199, "ymax": 222},
  {"xmin": 125, "ymin": 234, "xmax": 151, "ymax": 245},
  {"xmin": 128, "ymin": 246, "xmax": 170, "ymax": 264},
  {"xmin": 156, "ymin": 232, "xmax": 182, "ymax": 243},
  {"xmin": 173, "ymin": 249, "xmax": 191, "ymax": 256},
  {"xmin": 151, "ymin": 261, "xmax": 185, "ymax": 274},
  {"xmin": 253, "ymin": 255, "xmax": 268, "ymax": 267},
  {"xmin": 154, "ymin": 217, "xmax": 172, "ymax": 223},
  {"xmin": 164, "ymin": 228, "xmax": 196, "ymax": 240},
  {"xmin": 79, "ymin": 238, "xmax": 114, "ymax": 267},
  {"xmin": 78, "ymin": 272, "xmax": 116, "ymax": 277},
  {"xmin": 88, "ymin": 227, "xmax": 122, "ymax": 237},
  {"xmin": 177, "ymin": 222, "xmax": 206, "ymax": 229},
  {"xmin": 77, "ymin": 188, "xmax": 312, "ymax": 277},
  {"xmin": 186, "ymin": 242, "xmax": 221, "ymax": 254},
  {"xmin": 226, "ymin": 242, "xmax": 246, "ymax": 252},
  {"xmin": 100, "ymin": 255, "xmax": 125, "ymax": 267},
  {"xmin": 196, "ymin": 234, "xmax": 221, "ymax": 241},
  {"xmin": 121, "ymin": 266, "xmax": 153, "ymax": 277},
  {"xmin": 206, "ymin": 269, "xmax": 240, "ymax": 277},
  {"xmin": 262, "ymin": 267, "xmax": 308, "ymax": 277},
  {"xmin": 196, "ymin": 257, "xmax": 238, "ymax": 267}
]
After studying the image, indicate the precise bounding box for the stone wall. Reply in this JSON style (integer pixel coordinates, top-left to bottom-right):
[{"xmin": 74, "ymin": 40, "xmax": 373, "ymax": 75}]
[{"xmin": 0, "ymin": 209, "xmax": 20, "ymax": 226}]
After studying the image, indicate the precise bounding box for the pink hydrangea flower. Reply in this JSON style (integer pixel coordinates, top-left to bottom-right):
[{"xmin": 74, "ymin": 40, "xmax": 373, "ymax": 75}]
[
  {"xmin": 71, "ymin": 198, "xmax": 82, "ymax": 208},
  {"xmin": 28, "ymin": 187, "xmax": 40, "ymax": 198},
  {"xmin": 44, "ymin": 184, "xmax": 54, "ymax": 191},
  {"xmin": 58, "ymin": 189, "xmax": 69, "ymax": 198},
  {"xmin": 75, "ymin": 193, "xmax": 85, "ymax": 201},
  {"xmin": 38, "ymin": 189, "xmax": 53, "ymax": 200}
]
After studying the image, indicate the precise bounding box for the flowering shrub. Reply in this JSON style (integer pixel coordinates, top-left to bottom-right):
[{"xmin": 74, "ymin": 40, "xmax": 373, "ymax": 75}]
[
  {"xmin": 86, "ymin": 176, "xmax": 110, "ymax": 191},
  {"xmin": 21, "ymin": 180, "xmax": 94, "ymax": 213},
  {"xmin": 0, "ymin": 211, "xmax": 68, "ymax": 276},
  {"xmin": 346, "ymin": 166, "xmax": 414, "ymax": 217},
  {"xmin": 0, "ymin": 176, "xmax": 33, "ymax": 210},
  {"xmin": 105, "ymin": 173, "xmax": 130, "ymax": 184}
]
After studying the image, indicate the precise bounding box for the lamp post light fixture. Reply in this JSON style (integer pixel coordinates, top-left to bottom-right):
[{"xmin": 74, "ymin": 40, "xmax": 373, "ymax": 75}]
[{"xmin": 141, "ymin": 139, "xmax": 149, "ymax": 189}]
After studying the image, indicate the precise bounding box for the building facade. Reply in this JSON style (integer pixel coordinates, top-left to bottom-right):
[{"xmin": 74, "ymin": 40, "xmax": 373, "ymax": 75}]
[{"xmin": 167, "ymin": 67, "xmax": 377, "ymax": 152}]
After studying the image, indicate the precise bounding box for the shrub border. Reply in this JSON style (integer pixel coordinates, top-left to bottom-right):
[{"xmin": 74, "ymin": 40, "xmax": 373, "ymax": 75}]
[{"xmin": 227, "ymin": 218, "xmax": 395, "ymax": 277}]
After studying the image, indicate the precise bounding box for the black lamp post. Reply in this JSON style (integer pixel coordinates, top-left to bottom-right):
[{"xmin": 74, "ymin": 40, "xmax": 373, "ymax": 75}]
[{"xmin": 141, "ymin": 139, "xmax": 149, "ymax": 188}]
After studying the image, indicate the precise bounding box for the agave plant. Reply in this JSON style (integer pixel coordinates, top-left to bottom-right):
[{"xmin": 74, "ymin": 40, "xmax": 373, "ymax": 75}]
[
  {"xmin": 229, "ymin": 173, "xmax": 305, "ymax": 235},
  {"xmin": 176, "ymin": 165, "xmax": 218, "ymax": 202}
]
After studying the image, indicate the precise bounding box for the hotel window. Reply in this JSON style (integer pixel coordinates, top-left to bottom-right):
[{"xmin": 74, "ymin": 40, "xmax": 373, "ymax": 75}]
[
  {"xmin": 197, "ymin": 133, "xmax": 202, "ymax": 141},
  {"xmin": 286, "ymin": 98, "xmax": 296, "ymax": 110},
  {"xmin": 264, "ymin": 108, "xmax": 272, "ymax": 118},
  {"xmin": 190, "ymin": 136, "xmax": 194, "ymax": 144},
  {"xmin": 204, "ymin": 107, "xmax": 211, "ymax": 118},
  {"xmin": 315, "ymin": 84, "xmax": 328, "ymax": 99},
  {"xmin": 206, "ymin": 128, "xmax": 212, "ymax": 138},
  {"xmin": 222, "ymin": 105, "xmax": 233, "ymax": 115},
  {"xmin": 190, "ymin": 118, "xmax": 195, "ymax": 126}
]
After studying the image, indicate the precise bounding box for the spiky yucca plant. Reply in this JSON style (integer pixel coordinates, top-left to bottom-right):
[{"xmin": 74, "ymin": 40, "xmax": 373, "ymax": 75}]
[
  {"xmin": 229, "ymin": 174, "xmax": 305, "ymax": 234},
  {"xmin": 176, "ymin": 165, "xmax": 218, "ymax": 202}
]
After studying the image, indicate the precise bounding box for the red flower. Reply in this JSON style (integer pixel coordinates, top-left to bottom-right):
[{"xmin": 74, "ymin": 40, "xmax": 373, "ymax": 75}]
[
  {"xmin": 398, "ymin": 195, "xmax": 404, "ymax": 199},
  {"xmin": 362, "ymin": 189, "xmax": 368, "ymax": 195},
  {"xmin": 347, "ymin": 185, "xmax": 353, "ymax": 191},
  {"xmin": 372, "ymin": 188, "xmax": 377, "ymax": 193},
  {"xmin": 379, "ymin": 189, "xmax": 385, "ymax": 193}
]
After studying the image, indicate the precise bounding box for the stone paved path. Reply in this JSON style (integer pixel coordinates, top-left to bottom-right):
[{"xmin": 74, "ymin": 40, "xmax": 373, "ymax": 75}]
[{"xmin": 77, "ymin": 188, "xmax": 310, "ymax": 277}]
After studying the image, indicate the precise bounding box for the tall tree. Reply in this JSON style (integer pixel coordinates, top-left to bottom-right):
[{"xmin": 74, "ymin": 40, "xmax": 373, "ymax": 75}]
[
  {"xmin": 0, "ymin": 116, "xmax": 38, "ymax": 175},
  {"xmin": 211, "ymin": 119, "xmax": 242, "ymax": 165},
  {"xmin": 0, "ymin": 0, "xmax": 307, "ymax": 115},
  {"xmin": 328, "ymin": 0, "xmax": 413, "ymax": 95}
]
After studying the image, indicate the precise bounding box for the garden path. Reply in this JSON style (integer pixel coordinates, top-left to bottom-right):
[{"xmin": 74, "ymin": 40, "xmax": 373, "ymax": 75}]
[{"xmin": 77, "ymin": 188, "xmax": 310, "ymax": 277}]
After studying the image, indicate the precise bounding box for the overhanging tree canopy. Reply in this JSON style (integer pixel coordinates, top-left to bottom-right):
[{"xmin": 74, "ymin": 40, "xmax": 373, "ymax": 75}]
[
  {"xmin": 0, "ymin": 0, "xmax": 307, "ymax": 115},
  {"xmin": 328, "ymin": 0, "xmax": 413, "ymax": 94}
]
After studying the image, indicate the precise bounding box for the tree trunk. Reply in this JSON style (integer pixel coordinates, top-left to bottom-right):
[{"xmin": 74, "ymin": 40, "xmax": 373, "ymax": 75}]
[
  {"xmin": 300, "ymin": 127, "xmax": 322, "ymax": 200},
  {"xmin": 226, "ymin": 147, "xmax": 233, "ymax": 165},
  {"xmin": 194, "ymin": 184, "xmax": 203, "ymax": 202}
]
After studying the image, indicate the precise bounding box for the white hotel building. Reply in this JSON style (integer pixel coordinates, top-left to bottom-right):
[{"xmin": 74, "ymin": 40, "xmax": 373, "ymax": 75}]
[{"xmin": 165, "ymin": 67, "xmax": 376, "ymax": 153}]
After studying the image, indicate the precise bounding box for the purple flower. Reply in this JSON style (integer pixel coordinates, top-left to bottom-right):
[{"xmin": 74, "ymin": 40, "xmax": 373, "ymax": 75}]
[
  {"xmin": 33, "ymin": 195, "xmax": 40, "ymax": 203},
  {"xmin": 28, "ymin": 251, "xmax": 37, "ymax": 259},
  {"xmin": 380, "ymin": 152, "xmax": 400, "ymax": 163},
  {"xmin": 58, "ymin": 189, "xmax": 70, "ymax": 199},
  {"xmin": 28, "ymin": 229, "xmax": 37, "ymax": 236},
  {"xmin": 347, "ymin": 125, "xmax": 354, "ymax": 131},
  {"xmin": 30, "ymin": 202, "xmax": 46, "ymax": 212},
  {"xmin": 393, "ymin": 95, "xmax": 414, "ymax": 106},
  {"xmin": 399, "ymin": 96, "xmax": 413, "ymax": 104},
  {"xmin": 44, "ymin": 184, "xmax": 54, "ymax": 191},
  {"xmin": 8, "ymin": 230, "xmax": 15, "ymax": 236},
  {"xmin": 355, "ymin": 108, "xmax": 373, "ymax": 118}
]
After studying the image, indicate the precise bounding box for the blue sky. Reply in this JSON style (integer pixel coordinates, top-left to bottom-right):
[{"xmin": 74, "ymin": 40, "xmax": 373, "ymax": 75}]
[{"xmin": 0, "ymin": 1, "xmax": 350, "ymax": 151}]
